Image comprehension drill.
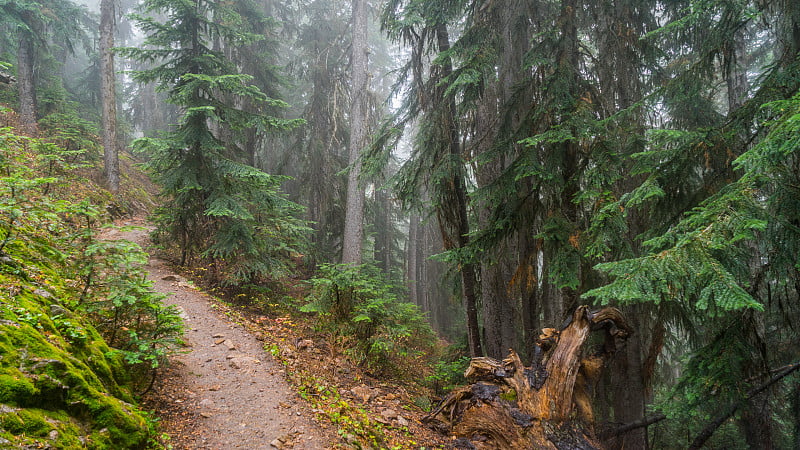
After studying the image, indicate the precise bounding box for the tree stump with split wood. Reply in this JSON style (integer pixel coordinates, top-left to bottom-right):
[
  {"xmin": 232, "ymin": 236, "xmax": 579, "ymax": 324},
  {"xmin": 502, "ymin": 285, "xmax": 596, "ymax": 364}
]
[{"xmin": 423, "ymin": 306, "xmax": 632, "ymax": 449}]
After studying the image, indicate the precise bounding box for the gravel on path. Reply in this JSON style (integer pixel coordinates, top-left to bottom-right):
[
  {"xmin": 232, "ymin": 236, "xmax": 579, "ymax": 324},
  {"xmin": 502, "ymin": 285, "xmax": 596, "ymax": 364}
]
[{"xmin": 107, "ymin": 225, "xmax": 336, "ymax": 450}]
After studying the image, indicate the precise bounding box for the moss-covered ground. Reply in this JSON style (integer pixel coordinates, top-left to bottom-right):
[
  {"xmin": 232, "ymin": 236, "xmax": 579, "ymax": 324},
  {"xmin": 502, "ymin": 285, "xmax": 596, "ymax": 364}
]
[{"xmin": 0, "ymin": 117, "xmax": 171, "ymax": 449}]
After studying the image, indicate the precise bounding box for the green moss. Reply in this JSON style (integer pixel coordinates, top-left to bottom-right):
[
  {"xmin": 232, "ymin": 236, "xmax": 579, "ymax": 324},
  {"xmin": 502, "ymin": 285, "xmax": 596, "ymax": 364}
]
[
  {"xmin": 0, "ymin": 299, "xmax": 152, "ymax": 447},
  {"xmin": 0, "ymin": 407, "xmax": 86, "ymax": 449},
  {"xmin": 4, "ymin": 408, "xmax": 53, "ymax": 435},
  {"xmin": 0, "ymin": 374, "xmax": 38, "ymax": 405},
  {"xmin": 499, "ymin": 388, "xmax": 518, "ymax": 402},
  {"xmin": 0, "ymin": 129, "xmax": 169, "ymax": 449}
]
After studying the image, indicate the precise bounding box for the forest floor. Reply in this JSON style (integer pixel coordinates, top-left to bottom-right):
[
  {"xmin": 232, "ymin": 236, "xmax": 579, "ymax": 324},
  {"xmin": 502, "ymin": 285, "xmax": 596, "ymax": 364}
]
[
  {"xmin": 107, "ymin": 220, "xmax": 340, "ymax": 449},
  {"xmin": 108, "ymin": 219, "xmax": 451, "ymax": 449}
]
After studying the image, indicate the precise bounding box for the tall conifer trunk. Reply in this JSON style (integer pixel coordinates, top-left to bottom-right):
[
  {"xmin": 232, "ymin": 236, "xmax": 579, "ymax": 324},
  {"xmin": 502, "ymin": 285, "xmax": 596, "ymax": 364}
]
[
  {"xmin": 17, "ymin": 31, "xmax": 37, "ymax": 135},
  {"xmin": 373, "ymin": 188, "xmax": 392, "ymax": 272},
  {"xmin": 475, "ymin": 3, "xmax": 524, "ymax": 359},
  {"xmin": 406, "ymin": 214, "xmax": 420, "ymax": 306},
  {"xmin": 341, "ymin": 0, "xmax": 368, "ymax": 265},
  {"xmin": 434, "ymin": 22, "xmax": 483, "ymax": 357},
  {"xmin": 591, "ymin": 1, "xmax": 651, "ymax": 447},
  {"xmin": 100, "ymin": 0, "xmax": 120, "ymax": 192}
]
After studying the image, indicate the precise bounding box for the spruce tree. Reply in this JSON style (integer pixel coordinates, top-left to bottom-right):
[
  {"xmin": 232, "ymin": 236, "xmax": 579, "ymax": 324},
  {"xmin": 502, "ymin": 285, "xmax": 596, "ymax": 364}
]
[
  {"xmin": 121, "ymin": 0, "xmax": 306, "ymax": 283},
  {"xmin": 583, "ymin": 0, "xmax": 800, "ymax": 446},
  {"xmin": 381, "ymin": 0, "xmax": 483, "ymax": 356}
]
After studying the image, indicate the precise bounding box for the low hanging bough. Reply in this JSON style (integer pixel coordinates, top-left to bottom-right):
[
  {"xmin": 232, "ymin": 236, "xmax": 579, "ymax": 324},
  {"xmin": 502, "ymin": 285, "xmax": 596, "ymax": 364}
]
[{"xmin": 423, "ymin": 306, "xmax": 632, "ymax": 449}]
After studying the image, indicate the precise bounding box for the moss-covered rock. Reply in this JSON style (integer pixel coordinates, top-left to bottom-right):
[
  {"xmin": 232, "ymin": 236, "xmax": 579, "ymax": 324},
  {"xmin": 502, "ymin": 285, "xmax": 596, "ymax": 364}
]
[
  {"xmin": 0, "ymin": 297, "xmax": 154, "ymax": 448},
  {"xmin": 0, "ymin": 124, "xmax": 178, "ymax": 449},
  {"xmin": 0, "ymin": 247, "xmax": 154, "ymax": 448}
]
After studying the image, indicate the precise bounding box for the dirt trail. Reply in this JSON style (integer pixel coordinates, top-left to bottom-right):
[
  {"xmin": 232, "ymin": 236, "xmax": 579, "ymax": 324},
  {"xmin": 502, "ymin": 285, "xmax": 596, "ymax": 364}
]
[{"xmin": 106, "ymin": 222, "xmax": 335, "ymax": 449}]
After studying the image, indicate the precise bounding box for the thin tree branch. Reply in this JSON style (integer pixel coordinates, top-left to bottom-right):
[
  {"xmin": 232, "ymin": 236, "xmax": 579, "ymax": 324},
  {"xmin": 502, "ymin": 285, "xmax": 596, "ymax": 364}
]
[
  {"xmin": 602, "ymin": 361, "xmax": 800, "ymax": 444},
  {"xmin": 600, "ymin": 413, "xmax": 667, "ymax": 439},
  {"xmin": 688, "ymin": 361, "xmax": 800, "ymax": 450}
]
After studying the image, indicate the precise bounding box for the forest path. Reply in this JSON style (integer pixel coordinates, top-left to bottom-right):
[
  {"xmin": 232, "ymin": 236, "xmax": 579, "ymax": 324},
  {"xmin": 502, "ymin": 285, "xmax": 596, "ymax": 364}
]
[{"xmin": 105, "ymin": 220, "xmax": 333, "ymax": 449}]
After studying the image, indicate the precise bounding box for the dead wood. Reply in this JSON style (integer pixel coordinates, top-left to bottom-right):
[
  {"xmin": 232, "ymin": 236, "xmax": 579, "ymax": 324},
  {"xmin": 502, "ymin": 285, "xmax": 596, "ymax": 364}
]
[
  {"xmin": 0, "ymin": 72, "xmax": 14, "ymax": 84},
  {"xmin": 424, "ymin": 306, "xmax": 632, "ymax": 449}
]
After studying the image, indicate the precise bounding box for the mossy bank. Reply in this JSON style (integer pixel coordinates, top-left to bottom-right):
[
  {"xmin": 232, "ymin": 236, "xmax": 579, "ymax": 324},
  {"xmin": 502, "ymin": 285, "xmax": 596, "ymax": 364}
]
[
  {"xmin": 0, "ymin": 123, "xmax": 182, "ymax": 449},
  {"xmin": 0, "ymin": 289, "xmax": 153, "ymax": 448}
]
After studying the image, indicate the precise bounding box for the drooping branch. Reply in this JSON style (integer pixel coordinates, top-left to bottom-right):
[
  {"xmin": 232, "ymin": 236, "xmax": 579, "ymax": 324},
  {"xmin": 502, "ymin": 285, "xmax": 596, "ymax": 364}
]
[
  {"xmin": 601, "ymin": 361, "xmax": 800, "ymax": 444},
  {"xmin": 688, "ymin": 361, "xmax": 800, "ymax": 450}
]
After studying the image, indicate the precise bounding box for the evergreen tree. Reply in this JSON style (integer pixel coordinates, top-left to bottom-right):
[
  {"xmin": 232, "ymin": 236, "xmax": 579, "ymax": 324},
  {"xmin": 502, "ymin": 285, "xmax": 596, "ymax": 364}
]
[
  {"xmin": 273, "ymin": 0, "xmax": 351, "ymax": 264},
  {"xmin": 341, "ymin": 0, "xmax": 369, "ymax": 265},
  {"xmin": 584, "ymin": 0, "xmax": 800, "ymax": 446},
  {"xmin": 381, "ymin": 0, "xmax": 483, "ymax": 356},
  {"xmin": 120, "ymin": 0, "xmax": 307, "ymax": 283},
  {"xmin": 0, "ymin": 0, "xmax": 94, "ymax": 134}
]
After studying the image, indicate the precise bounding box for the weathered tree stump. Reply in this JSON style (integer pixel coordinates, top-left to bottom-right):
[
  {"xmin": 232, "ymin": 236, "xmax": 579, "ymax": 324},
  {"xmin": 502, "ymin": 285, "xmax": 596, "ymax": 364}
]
[{"xmin": 423, "ymin": 306, "xmax": 632, "ymax": 449}]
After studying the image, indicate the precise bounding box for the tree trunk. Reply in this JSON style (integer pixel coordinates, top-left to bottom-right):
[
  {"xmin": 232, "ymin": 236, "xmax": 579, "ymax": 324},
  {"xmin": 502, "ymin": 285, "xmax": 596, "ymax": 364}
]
[
  {"xmin": 474, "ymin": 75, "xmax": 516, "ymax": 359},
  {"xmin": 793, "ymin": 379, "xmax": 800, "ymax": 450},
  {"xmin": 725, "ymin": 27, "xmax": 749, "ymax": 112},
  {"xmin": 432, "ymin": 22, "xmax": 483, "ymax": 357},
  {"xmin": 425, "ymin": 306, "xmax": 632, "ymax": 449},
  {"xmin": 421, "ymin": 215, "xmax": 449, "ymax": 335},
  {"xmin": 592, "ymin": 2, "xmax": 651, "ymax": 446},
  {"xmin": 17, "ymin": 32, "xmax": 38, "ymax": 135},
  {"xmin": 608, "ymin": 307, "xmax": 647, "ymax": 449},
  {"xmin": 406, "ymin": 214, "xmax": 420, "ymax": 306},
  {"xmin": 739, "ymin": 394, "xmax": 774, "ymax": 450},
  {"xmin": 341, "ymin": 0, "xmax": 368, "ymax": 265},
  {"xmin": 373, "ymin": 188, "xmax": 392, "ymax": 272},
  {"xmin": 100, "ymin": 0, "xmax": 120, "ymax": 193},
  {"xmin": 475, "ymin": 122, "xmax": 514, "ymax": 357}
]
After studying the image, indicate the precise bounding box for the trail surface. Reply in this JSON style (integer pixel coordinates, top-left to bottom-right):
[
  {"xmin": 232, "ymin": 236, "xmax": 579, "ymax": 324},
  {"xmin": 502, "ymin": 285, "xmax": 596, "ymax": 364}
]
[{"xmin": 106, "ymin": 222, "xmax": 334, "ymax": 449}]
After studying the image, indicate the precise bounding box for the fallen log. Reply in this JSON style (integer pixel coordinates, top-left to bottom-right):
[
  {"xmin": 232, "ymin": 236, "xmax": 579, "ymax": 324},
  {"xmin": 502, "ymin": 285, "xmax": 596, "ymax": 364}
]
[{"xmin": 423, "ymin": 306, "xmax": 632, "ymax": 449}]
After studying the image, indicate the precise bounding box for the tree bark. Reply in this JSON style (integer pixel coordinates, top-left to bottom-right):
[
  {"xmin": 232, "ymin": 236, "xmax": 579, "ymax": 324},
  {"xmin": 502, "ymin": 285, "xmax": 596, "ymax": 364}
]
[
  {"xmin": 17, "ymin": 31, "xmax": 38, "ymax": 135},
  {"xmin": 424, "ymin": 306, "xmax": 632, "ymax": 449},
  {"xmin": 373, "ymin": 188, "xmax": 392, "ymax": 272},
  {"xmin": 475, "ymin": 131, "xmax": 511, "ymax": 359},
  {"xmin": 100, "ymin": 0, "xmax": 120, "ymax": 193},
  {"xmin": 422, "ymin": 215, "xmax": 449, "ymax": 334},
  {"xmin": 341, "ymin": 0, "xmax": 368, "ymax": 265},
  {"xmin": 607, "ymin": 306, "xmax": 647, "ymax": 449},
  {"xmin": 406, "ymin": 213, "xmax": 420, "ymax": 306},
  {"xmin": 592, "ymin": 2, "xmax": 651, "ymax": 446},
  {"xmin": 474, "ymin": 71, "xmax": 515, "ymax": 360},
  {"xmin": 432, "ymin": 22, "xmax": 483, "ymax": 357},
  {"xmin": 793, "ymin": 378, "xmax": 800, "ymax": 450},
  {"xmin": 724, "ymin": 27, "xmax": 749, "ymax": 112}
]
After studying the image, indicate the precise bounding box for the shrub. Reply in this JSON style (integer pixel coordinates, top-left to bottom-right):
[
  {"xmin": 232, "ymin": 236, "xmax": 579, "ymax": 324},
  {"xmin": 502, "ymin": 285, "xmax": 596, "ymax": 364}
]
[{"xmin": 301, "ymin": 263, "xmax": 435, "ymax": 374}]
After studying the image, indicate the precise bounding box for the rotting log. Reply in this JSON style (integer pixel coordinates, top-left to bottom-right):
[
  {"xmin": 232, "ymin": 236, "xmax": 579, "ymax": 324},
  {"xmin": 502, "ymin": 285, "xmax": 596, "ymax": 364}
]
[{"xmin": 423, "ymin": 306, "xmax": 632, "ymax": 449}]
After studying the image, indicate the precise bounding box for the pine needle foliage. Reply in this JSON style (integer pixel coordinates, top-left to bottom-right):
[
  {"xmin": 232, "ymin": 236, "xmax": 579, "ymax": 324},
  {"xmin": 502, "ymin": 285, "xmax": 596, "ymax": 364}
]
[
  {"xmin": 583, "ymin": 2, "xmax": 800, "ymax": 442},
  {"xmin": 120, "ymin": 0, "xmax": 308, "ymax": 284},
  {"xmin": 301, "ymin": 263, "xmax": 435, "ymax": 375}
]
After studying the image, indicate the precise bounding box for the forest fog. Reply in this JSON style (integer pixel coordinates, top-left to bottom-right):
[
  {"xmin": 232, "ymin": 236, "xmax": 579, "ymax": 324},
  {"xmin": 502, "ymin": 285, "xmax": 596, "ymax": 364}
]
[{"xmin": 1, "ymin": 0, "xmax": 799, "ymax": 448}]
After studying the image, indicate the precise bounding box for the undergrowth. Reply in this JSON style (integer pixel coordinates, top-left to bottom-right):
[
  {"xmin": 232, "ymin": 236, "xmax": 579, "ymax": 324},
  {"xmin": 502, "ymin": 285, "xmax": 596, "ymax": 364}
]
[
  {"xmin": 301, "ymin": 263, "xmax": 437, "ymax": 377},
  {"xmin": 0, "ymin": 122, "xmax": 182, "ymax": 448}
]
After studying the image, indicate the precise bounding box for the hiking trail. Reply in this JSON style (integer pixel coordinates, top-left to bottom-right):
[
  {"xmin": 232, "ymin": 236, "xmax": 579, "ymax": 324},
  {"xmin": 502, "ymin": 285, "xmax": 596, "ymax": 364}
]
[{"xmin": 105, "ymin": 220, "xmax": 335, "ymax": 449}]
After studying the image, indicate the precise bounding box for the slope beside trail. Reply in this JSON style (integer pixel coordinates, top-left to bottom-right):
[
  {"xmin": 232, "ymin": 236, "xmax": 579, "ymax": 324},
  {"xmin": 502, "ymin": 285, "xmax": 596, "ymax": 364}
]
[{"xmin": 105, "ymin": 221, "xmax": 338, "ymax": 449}]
